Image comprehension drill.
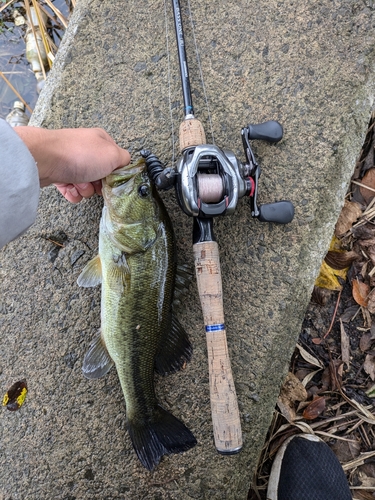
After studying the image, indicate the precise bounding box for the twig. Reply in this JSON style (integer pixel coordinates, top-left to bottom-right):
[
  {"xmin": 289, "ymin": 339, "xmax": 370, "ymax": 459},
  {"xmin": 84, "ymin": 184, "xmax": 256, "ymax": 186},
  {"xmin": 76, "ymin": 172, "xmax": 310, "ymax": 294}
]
[
  {"xmin": 324, "ymin": 289, "xmax": 342, "ymax": 339},
  {"xmin": 352, "ymin": 179, "xmax": 375, "ymax": 194},
  {"xmin": 43, "ymin": 0, "xmax": 68, "ymax": 28},
  {"xmin": 313, "ymin": 289, "xmax": 342, "ymax": 344},
  {"xmin": 314, "ymin": 430, "xmax": 358, "ymax": 442},
  {"xmin": 0, "ymin": 0, "xmax": 16, "ymax": 13},
  {"xmin": 359, "ymin": 423, "xmax": 372, "ymax": 448},
  {"xmin": 342, "ymin": 450, "xmax": 375, "ymax": 471},
  {"xmin": 0, "ymin": 72, "xmax": 33, "ymax": 114}
]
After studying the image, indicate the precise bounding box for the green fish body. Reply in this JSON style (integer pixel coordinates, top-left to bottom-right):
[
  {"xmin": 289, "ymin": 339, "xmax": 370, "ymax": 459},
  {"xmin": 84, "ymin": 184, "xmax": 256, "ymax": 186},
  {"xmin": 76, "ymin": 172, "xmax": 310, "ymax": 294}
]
[{"xmin": 78, "ymin": 160, "xmax": 196, "ymax": 470}]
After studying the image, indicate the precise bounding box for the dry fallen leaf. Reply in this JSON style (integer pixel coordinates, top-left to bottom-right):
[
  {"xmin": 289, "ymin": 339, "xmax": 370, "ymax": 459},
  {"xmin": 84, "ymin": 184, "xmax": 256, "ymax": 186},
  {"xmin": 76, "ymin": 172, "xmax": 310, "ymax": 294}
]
[
  {"xmin": 2, "ymin": 379, "xmax": 28, "ymax": 411},
  {"xmin": 331, "ymin": 435, "xmax": 361, "ymax": 463},
  {"xmin": 358, "ymin": 239, "xmax": 375, "ymax": 264},
  {"xmin": 352, "ymin": 279, "xmax": 370, "ymax": 307},
  {"xmin": 359, "ymin": 462, "xmax": 375, "ymax": 480},
  {"xmin": 340, "ymin": 319, "xmax": 350, "ymax": 368},
  {"xmin": 315, "ymin": 260, "xmax": 348, "ymax": 291},
  {"xmin": 363, "ymin": 354, "xmax": 375, "ymax": 381},
  {"xmin": 335, "ymin": 200, "xmax": 363, "ymax": 236},
  {"xmin": 302, "ymin": 396, "xmax": 326, "ymax": 420},
  {"xmin": 320, "ymin": 366, "xmax": 330, "ymax": 392},
  {"xmin": 324, "ymin": 250, "xmax": 358, "ymax": 270},
  {"xmin": 315, "ymin": 236, "xmax": 351, "ymax": 291},
  {"xmin": 329, "ymin": 359, "xmax": 344, "ymax": 391},
  {"xmin": 340, "ymin": 305, "xmax": 360, "ymax": 323},
  {"xmin": 367, "ymin": 288, "xmax": 375, "ymax": 314},
  {"xmin": 360, "ymin": 331, "xmax": 373, "ymax": 352},
  {"xmin": 295, "ymin": 344, "xmax": 324, "ymax": 369},
  {"xmin": 277, "ymin": 372, "xmax": 307, "ymax": 423},
  {"xmin": 352, "ymin": 224, "xmax": 375, "ymax": 240},
  {"xmin": 360, "ymin": 168, "xmax": 375, "ymax": 203}
]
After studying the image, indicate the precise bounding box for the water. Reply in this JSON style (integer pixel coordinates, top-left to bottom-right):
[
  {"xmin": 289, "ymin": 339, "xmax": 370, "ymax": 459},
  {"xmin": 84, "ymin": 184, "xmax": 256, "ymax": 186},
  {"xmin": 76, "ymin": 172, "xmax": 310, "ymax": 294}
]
[{"xmin": 0, "ymin": 0, "xmax": 72, "ymax": 120}]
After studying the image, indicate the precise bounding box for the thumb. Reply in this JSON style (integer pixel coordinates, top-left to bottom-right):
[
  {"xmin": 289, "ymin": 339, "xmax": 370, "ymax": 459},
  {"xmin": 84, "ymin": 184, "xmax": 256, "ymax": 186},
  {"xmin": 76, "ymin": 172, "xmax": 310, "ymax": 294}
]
[{"xmin": 110, "ymin": 146, "xmax": 131, "ymax": 173}]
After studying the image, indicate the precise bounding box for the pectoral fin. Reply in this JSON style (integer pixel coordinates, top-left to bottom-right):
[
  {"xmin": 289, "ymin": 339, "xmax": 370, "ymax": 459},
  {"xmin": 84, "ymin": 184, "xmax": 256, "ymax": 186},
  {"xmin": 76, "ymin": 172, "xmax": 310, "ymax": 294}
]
[
  {"xmin": 77, "ymin": 255, "xmax": 102, "ymax": 287},
  {"xmin": 82, "ymin": 331, "xmax": 114, "ymax": 379},
  {"xmin": 107, "ymin": 252, "xmax": 131, "ymax": 287},
  {"xmin": 154, "ymin": 316, "xmax": 193, "ymax": 376}
]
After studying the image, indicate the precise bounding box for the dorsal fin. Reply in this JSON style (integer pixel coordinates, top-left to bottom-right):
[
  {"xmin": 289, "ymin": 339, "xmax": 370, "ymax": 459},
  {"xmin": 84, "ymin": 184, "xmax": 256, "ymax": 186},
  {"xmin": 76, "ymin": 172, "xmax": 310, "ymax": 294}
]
[
  {"xmin": 173, "ymin": 264, "xmax": 193, "ymax": 306},
  {"xmin": 154, "ymin": 315, "xmax": 193, "ymax": 376}
]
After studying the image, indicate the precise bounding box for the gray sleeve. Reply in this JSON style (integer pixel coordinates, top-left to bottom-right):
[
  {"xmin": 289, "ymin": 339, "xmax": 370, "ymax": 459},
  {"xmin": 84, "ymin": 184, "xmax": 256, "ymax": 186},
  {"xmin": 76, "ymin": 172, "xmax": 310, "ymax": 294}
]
[{"xmin": 0, "ymin": 119, "xmax": 40, "ymax": 249}]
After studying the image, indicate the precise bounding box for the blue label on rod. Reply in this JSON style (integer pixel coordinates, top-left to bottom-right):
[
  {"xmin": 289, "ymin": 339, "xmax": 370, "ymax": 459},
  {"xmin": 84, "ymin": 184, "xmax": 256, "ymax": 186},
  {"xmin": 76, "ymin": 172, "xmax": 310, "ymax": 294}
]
[{"xmin": 205, "ymin": 324, "xmax": 225, "ymax": 332}]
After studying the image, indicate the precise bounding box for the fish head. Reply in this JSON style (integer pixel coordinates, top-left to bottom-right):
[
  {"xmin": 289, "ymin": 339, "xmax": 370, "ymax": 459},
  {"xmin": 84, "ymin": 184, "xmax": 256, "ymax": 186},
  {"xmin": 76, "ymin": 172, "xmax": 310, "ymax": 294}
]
[{"xmin": 102, "ymin": 159, "xmax": 160, "ymax": 252}]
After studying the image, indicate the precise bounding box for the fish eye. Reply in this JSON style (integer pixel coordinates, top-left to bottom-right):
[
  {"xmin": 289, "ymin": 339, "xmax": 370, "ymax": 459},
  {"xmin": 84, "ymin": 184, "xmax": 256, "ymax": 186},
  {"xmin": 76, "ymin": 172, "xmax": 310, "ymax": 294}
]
[{"xmin": 138, "ymin": 184, "xmax": 150, "ymax": 198}]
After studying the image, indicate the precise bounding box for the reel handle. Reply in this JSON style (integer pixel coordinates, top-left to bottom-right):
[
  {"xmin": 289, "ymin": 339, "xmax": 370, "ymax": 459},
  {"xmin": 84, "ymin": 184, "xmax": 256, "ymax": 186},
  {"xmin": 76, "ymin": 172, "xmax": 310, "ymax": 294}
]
[
  {"xmin": 193, "ymin": 240, "xmax": 243, "ymax": 455},
  {"xmin": 247, "ymin": 120, "xmax": 283, "ymax": 143},
  {"xmin": 257, "ymin": 201, "xmax": 295, "ymax": 224}
]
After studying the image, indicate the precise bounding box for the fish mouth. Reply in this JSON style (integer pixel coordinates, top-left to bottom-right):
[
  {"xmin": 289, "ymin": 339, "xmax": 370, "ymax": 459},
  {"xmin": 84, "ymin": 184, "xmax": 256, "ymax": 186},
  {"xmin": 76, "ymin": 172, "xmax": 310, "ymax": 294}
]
[
  {"xmin": 105, "ymin": 159, "xmax": 146, "ymax": 185},
  {"xmin": 103, "ymin": 159, "xmax": 146, "ymax": 198}
]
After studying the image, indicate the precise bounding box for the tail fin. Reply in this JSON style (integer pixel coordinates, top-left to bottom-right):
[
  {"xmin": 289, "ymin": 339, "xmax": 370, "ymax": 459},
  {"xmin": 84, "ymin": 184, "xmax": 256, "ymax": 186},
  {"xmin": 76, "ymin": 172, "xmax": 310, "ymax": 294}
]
[{"xmin": 127, "ymin": 405, "xmax": 197, "ymax": 471}]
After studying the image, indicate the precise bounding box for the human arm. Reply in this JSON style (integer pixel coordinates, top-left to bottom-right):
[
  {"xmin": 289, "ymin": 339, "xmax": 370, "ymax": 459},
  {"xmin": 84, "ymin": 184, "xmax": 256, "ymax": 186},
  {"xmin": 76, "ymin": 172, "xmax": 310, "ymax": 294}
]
[
  {"xmin": 0, "ymin": 120, "xmax": 131, "ymax": 248},
  {"xmin": 0, "ymin": 119, "xmax": 40, "ymax": 248},
  {"xmin": 14, "ymin": 126, "xmax": 131, "ymax": 203}
]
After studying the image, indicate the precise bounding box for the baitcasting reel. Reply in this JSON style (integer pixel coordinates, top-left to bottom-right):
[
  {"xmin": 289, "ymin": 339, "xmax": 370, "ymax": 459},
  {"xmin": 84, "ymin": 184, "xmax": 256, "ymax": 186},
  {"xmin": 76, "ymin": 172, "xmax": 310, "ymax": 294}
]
[{"xmin": 142, "ymin": 119, "xmax": 294, "ymax": 225}]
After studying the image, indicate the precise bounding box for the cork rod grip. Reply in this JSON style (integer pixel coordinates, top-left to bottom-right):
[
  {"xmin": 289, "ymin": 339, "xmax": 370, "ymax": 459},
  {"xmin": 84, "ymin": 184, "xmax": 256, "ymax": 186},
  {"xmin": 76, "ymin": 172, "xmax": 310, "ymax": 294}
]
[
  {"xmin": 193, "ymin": 241, "xmax": 243, "ymax": 454},
  {"xmin": 179, "ymin": 117, "xmax": 206, "ymax": 151}
]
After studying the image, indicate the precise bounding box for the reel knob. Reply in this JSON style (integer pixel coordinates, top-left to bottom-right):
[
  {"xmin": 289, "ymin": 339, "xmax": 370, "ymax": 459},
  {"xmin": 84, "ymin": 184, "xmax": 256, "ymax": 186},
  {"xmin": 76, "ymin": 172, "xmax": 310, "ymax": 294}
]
[
  {"xmin": 247, "ymin": 120, "xmax": 283, "ymax": 143},
  {"xmin": 257, "ymin": 201, "xmax": 294, "ymax": 224}
]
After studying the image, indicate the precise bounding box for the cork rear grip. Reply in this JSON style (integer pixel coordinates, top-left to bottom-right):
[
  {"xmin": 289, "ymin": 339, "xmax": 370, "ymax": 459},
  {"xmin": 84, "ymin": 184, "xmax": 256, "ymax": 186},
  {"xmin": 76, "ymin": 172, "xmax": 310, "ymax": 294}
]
[
  {"xmin": 193, "ymin": 240, "xmax": 243, "ymax": 453},
  {"xmin": 179, "ymin": 118, "xmax": 206, "ymax": 151}
]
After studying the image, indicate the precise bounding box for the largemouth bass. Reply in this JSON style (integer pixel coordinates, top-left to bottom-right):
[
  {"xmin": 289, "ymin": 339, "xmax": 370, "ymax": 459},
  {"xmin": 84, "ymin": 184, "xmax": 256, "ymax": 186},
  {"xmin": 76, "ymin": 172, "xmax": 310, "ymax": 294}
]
[{"xmin": 77, "ymin": 159, "xmax": 196, "ymax": 470}]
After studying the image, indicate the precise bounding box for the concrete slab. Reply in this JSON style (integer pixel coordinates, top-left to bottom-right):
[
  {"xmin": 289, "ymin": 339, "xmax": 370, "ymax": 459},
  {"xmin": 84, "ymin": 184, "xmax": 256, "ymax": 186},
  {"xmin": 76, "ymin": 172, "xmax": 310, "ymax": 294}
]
[{"xmin": 1, "ymin": 0, "xmax": 375, "ymax": 498}]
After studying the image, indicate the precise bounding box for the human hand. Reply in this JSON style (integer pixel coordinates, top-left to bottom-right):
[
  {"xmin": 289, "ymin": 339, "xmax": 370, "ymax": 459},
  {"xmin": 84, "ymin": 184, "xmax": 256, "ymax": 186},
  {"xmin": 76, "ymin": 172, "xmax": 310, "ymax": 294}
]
[{"xmin": 14, "ymin": 126, "xmax": 131, "ymax": 203}]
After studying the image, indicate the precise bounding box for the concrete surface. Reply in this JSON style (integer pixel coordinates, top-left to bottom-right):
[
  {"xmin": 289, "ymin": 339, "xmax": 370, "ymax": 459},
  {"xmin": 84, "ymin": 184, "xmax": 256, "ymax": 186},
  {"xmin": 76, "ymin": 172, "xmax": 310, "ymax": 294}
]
[{"xmin": 1, "ymin": 0, "xmax": 375, "ymax": 498}]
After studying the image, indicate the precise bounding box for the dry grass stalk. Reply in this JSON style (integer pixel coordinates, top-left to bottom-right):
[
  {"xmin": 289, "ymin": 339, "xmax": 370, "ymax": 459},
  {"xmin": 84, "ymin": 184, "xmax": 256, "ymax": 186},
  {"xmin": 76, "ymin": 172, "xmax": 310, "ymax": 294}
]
[
  {"xmin": 352, "ymin": 180, "xmax": 375, "ymax": 195},
  {"xmin": 0, "ymin": 71, "xmax": 33, "ymax": 113},
  {"xmin": 37, "ymin": 2, "xmax": 64, "ymax": 29},
  {"xmin": 23, "ymin": 0, "xmax": 46, "ymax": 79},
  {"xmin": 342, "ymin": 450, "xmax": 375, "ymax": 471},
  {"xmin": 0, "ymin": 0, "xmax": 16, "ymax": 14},
  {"xmin": 30, "ymin": 0, "xmax": 52, "ymax": 69},
  {"xmin": 43, "ymin": 0, "xmax": 68, "ymax": 28}
]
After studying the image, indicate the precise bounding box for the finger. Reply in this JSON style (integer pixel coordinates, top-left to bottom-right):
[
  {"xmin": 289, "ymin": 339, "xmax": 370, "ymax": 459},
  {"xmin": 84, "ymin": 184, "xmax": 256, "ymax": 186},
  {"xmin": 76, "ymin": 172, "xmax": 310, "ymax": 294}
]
[
  {"xmin": 54, "ymin": 184, "xmax": 83, "ymax": 204},
  {"xmin": 64, "ymin": 187, "xmax": 84, "ymax": 203},
  {"xmin": 92, "ymin": 180, "xmax": 102, "ymax": 196},
  {"xmin": 74, "ymin": 183, "xmax": 95, "ymax": 199},
  {"xmin": 109, "ymin": 147, "xmax": 131, "ymax": 174},
  {"xmin": 118, "ymin": 147, "xmax": 131, "ymax": 168}
]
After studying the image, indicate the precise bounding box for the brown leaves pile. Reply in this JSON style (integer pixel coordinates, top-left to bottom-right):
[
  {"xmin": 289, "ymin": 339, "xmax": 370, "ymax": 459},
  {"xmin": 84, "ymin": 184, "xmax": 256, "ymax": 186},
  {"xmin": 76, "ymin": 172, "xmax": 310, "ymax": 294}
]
[
  {"xmin": 253, "ymin": 343, "xmax": 375, "ymax": 500},
  {"xmin": 313, "ymin": 112, "xmax": 375, "ymax": 383},
  {"xmin": 249, "ymin": 113, "xmax": 375, "ymax": 500}
]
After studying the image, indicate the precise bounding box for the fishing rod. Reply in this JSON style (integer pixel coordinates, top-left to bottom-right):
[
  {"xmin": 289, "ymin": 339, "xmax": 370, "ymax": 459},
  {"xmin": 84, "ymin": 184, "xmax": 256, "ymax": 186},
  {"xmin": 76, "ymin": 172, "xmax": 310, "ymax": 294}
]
[{"xmin": 142, "ymin": 0, "xmax": 294, "ymax": 455}]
